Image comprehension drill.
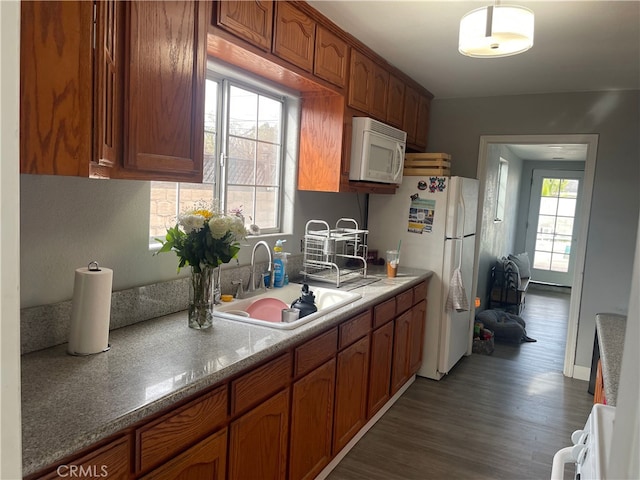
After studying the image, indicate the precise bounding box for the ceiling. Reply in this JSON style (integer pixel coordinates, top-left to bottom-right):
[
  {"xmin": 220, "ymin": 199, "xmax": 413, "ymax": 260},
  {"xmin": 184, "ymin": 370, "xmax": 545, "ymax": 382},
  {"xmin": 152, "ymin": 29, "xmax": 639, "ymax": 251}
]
[
  {"xmin": 307, "ymin": 0, "xmax": 640, "ymax": 100},
  {"xmin": 307, "ymin": 1, "xmax": 639, "ymax": 161}
]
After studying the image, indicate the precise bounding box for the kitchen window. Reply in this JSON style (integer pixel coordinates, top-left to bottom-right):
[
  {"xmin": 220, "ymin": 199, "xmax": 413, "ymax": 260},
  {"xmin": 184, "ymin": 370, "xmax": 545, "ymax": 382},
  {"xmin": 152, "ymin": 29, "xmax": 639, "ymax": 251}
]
[{"xmin": 150, "ymin": 62, "xmax": 298, "ymax": 247}]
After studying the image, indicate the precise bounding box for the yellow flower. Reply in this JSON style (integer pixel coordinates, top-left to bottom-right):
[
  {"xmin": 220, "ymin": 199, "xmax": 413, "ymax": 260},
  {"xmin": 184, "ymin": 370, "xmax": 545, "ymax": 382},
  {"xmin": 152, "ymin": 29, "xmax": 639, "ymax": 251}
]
[{"xmin": 192, "ymin": 209, "xmax": 213, "ymax": 220}]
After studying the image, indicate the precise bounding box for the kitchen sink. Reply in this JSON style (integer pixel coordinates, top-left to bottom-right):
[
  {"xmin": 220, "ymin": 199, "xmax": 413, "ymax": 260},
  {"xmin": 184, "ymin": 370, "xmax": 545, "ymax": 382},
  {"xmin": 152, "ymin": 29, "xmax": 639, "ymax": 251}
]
[{"xmin": 213, "ymin": 283, "xmax": 362, "ymax": 329}]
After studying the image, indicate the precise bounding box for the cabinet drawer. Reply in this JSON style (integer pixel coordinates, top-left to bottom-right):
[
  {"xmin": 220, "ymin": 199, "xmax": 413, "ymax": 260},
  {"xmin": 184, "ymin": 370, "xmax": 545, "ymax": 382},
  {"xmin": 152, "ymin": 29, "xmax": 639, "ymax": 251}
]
[
  {"xmin": 373, "ymin": 297, "xmax": 396, "ymax": 329},
  {"xmin": 294, "ymin": 327, "xmax": 338, "ymax": 377},
  {"xmin": 413, "ymin": 281, "xmax": 428, "ymax": 305},
  {"xmin": 136, "ymin": 385, "xmax": 227, "ymax": 473},
  {"xmin": 41, "ymin": 435, "xmax": 131, "ymax": 480},
  {"xmin": 339, "ymin": 310, "xmax": 371, "ymax": 349},
  {"xmin": 231, "ymin": 353, "xmax": 292, "ymax": 415},
  {"xmin": 140, "ymin": 428, "xmax": 227, "ymax": 480},
  {"xmin": 396, "ymin": 289, "xmax": 414, "ymax": 314}
]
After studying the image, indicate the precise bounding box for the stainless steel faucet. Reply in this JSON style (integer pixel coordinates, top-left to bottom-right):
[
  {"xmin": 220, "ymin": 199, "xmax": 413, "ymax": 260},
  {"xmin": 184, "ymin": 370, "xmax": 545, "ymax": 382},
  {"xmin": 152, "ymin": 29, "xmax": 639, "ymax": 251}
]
[{"xmin": 248, "ymin": 241, "xmax": 273, "ymax": 292}]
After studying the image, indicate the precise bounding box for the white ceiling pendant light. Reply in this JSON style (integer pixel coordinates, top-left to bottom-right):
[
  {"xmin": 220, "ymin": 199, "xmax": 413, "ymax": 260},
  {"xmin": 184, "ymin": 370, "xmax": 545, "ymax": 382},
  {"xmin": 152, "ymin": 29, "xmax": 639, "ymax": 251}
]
[{"xmin": 459, "ymin": 2, "xmax": 534, "ymax": 58}]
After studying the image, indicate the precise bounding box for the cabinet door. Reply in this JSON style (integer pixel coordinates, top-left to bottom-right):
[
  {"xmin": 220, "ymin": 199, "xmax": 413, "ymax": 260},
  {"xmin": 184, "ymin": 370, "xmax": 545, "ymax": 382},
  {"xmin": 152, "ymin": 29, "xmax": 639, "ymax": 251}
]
[
  {"xmin": 386, "ymin": 74, "xmax": 405, "ymax": 128},
  {"xmin": 217, "ymin": 0, "xmax": 273, "ymax": 51},
  {"xmin": 136, "ymin": 385, "xmax": 228, "ymax": 473},
  {"xmin": 367, "ymin": 321, "xmax": 394, "ymax": 418},
  {"xmin": 348, "ymin": 49, "xmax": 373, "ymax": 113},
  {"xmin": 391, "ymin": 310, "xmax": 412, "ymax": 394},
  {"xmin": 333, "ymin": 336, "xmax": 370, "ymax": 454},
  {"xmin": 141, "ymin": 428, "xmax": 226, "ymax": 480},
  {"xmin": 370, "ymin": 64, "xmax": 389, "ymax": 121},
  {"xmin": 415, "ymin": 94, "xmax": 431, "ymax": 149},
  {"xmin": 409, "ymin": 299, "xmax": 426, "ymax": 375},
  {"xmin": 123, "ymin": 1, "xmax": 207, "ymax": 181},
  {"xmin": 93, "ymin": 0, "xmax": 124, "ymax": 176},
  {"xmin": 314, "ymin": 26, "xmax": 349, "ymax": 88},
  {"xmin": 229, "ymin": 389, "xmax": 289, "ymax": 480},
  {"xmin": 273, "ymin": 2, "xmax": 315, "ymax": 72},
  {"xmin": 289, "ymin": 359, "xmax": 336, "ymax": 480},
  {"xmin": 402, "ymin": 85, "xmax": 420, "ymax": 146},
  {"xmin": 41, "ymin": 436, "xmax": 130, "ymax": 480},
  {"xmin": 20, "ymin": 1, "xmax": 93, "ymax": 177}
]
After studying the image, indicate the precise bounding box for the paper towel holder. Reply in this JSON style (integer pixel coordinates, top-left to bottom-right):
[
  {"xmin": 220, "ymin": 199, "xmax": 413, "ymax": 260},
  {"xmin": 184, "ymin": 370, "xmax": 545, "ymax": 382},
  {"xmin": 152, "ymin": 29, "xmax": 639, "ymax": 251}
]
[
  {"xmin": 69, "ymin": 344, "xmax": 111, "ymax": 356},
  {"xmin": 67, "ymin": 260, "xmax": 113, "ymax": 356}
]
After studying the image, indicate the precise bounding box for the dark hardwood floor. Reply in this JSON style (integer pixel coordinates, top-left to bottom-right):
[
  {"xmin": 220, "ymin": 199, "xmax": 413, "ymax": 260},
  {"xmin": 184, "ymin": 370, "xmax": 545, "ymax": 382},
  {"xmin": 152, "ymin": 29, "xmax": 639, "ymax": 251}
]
[{"xmin": 327, "ymin": 288, "xmax": 593, "ymax": 480}]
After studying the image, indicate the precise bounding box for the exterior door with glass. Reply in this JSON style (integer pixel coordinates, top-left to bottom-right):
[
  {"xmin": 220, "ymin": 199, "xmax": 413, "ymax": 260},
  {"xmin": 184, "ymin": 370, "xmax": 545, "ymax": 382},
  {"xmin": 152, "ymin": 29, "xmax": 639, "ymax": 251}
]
[{"xmin": 525, "ymin": 169, "xmax": 584, "ymax": 286}]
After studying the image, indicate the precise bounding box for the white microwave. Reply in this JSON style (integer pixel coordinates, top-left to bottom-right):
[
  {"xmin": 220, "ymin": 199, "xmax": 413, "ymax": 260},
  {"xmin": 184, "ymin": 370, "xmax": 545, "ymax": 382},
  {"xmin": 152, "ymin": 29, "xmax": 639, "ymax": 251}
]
[{"xmin": 349, "ymin": 117, "xmax": 407, "ymax": 184}]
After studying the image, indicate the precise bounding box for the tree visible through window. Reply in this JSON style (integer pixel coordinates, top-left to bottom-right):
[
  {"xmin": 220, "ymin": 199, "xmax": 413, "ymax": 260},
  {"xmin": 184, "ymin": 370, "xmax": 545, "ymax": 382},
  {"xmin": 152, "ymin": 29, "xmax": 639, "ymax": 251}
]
[{"xmin": 150, "ymin": 74, "xmax": 285, "ymax": 244}]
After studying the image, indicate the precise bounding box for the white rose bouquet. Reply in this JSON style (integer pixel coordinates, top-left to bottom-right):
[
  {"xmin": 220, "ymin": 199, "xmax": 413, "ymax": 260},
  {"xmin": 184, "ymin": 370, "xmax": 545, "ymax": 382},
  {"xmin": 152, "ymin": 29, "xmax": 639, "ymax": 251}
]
[{"xmin": 156, "ymin": 203, "xmax": 248, "ymax": 273}]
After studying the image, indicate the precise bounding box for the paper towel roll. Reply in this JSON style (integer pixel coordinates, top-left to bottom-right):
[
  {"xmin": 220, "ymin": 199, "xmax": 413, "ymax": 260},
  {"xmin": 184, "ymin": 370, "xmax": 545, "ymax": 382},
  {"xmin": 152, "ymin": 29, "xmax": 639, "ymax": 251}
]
[{"xmin": 68, "ymin": 262, "xmax": 113, "ymax": 355}]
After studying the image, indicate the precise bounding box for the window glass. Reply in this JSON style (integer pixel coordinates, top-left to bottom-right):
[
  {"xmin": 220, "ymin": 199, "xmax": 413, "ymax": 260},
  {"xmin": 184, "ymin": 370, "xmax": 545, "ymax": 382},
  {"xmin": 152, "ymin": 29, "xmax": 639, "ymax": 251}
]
[{"xmin": 150, "ymin": 70, "xmax": 287, "ymax": 246}]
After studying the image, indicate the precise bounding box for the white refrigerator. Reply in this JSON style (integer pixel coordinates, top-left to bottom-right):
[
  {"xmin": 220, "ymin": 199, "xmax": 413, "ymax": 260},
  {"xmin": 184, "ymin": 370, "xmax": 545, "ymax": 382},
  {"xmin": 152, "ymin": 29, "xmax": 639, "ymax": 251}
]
[{"xmin": 368, "ymin": 176, "xmax": 480, "ymax": 380}]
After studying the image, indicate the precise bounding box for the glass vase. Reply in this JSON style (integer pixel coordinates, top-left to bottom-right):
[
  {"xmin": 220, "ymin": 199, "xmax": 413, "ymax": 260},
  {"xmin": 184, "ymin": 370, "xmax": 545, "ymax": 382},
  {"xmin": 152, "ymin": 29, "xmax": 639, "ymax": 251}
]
[{"xmin": 188, "ymin": 266, "xmax": 216, "ymax": 329}]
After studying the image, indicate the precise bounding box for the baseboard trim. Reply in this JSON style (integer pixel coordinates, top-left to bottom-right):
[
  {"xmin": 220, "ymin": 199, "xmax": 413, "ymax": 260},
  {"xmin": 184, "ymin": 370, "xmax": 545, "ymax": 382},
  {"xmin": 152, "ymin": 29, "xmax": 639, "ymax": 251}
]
[
  {"xmin": 573, "ymin": 365, "xmax": 591, "ymax": 381},
  {"xmin": 315, "ymin": 375, "xmax": 416, "ymax": 480}
]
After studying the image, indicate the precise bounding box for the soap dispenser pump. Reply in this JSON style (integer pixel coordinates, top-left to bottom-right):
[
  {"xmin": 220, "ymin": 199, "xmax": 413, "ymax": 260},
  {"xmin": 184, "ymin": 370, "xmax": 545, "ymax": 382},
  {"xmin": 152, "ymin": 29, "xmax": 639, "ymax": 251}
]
[{"xmin": 291, "ymin": 284, "xmax": 318, "ymax": 318}]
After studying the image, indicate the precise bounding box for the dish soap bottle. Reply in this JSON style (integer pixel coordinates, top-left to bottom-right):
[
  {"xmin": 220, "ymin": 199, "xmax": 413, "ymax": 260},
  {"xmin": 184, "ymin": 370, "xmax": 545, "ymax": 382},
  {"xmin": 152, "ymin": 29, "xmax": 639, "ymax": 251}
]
[{"xmin": 273, "ymin": 239, "xmax": 287, "ymax": 288}]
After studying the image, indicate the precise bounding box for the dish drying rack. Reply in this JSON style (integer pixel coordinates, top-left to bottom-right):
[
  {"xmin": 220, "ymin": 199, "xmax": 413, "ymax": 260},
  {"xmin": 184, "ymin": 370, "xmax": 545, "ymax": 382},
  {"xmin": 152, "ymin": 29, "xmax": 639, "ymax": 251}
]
[{"xmin": 301, "ymin": 218, "xmax": 368, "ymax": 287}]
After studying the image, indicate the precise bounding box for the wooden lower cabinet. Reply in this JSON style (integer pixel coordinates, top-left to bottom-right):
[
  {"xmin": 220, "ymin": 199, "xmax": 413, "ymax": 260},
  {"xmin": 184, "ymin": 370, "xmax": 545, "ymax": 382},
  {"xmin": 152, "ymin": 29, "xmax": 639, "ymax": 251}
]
[
  {"xmin": 289, "ymin": 358, "xmax": 336, "ymax": 480},
  {"xmin": 367, "ymin": 321, "xmax": 394, "ymax": 417},
  {"xmin": 333, "ymin": 335, "xmax": 370, "ymax": 453},
  {"xmin": 32, "ymin": 282, "xmax": 428, "ymax": 480},
  {"xmin": 409, "ymin": 299, "xmax": 426, "ymax": 375},
  {"xmin": 40, "ymin": 436, "xmax": 130, "ymax": 480},
  {"xmin": 141, "ymin": 428, "xmax": 227, "ymax": 480},
  {"xmin": 391, "ymin": 309, "xmax": 412, "ymax": 394},
  {"xmin": 136, "ymin": 385, "xmax": 227, "ymax": 473},
  {"xmin": 594, "ymin": 359, "xmax": 606, "ymax": 404},
  {"xmin": 228, "ymin": 388, "xmax": 290, "ymax": 480}
]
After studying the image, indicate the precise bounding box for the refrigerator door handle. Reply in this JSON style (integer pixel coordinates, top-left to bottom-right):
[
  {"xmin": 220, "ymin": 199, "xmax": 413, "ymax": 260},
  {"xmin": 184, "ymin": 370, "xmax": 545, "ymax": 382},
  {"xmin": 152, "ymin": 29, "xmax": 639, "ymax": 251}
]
[{"xmin": 453, "ymin": 193, "xmax": 466, "ymax": 240}]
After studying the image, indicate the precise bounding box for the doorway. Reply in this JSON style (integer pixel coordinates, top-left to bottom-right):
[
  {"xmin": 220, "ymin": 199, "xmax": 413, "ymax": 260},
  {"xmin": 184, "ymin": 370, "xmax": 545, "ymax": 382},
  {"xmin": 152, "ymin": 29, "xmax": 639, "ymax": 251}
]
[
  {"xmin": 525, "ymin": 170, "xmax": 584, "ymax": 286},
  {"xmin": 475, "ymin": 134, "xmax": 598, "ymax": 379}
]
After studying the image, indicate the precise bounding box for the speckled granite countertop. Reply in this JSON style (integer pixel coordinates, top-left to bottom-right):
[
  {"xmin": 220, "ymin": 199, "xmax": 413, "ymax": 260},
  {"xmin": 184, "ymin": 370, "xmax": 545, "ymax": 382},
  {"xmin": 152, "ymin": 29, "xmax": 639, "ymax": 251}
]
[
  {"xmin": 21, "ymin": 267, "xmax": 432, "ymax": 476},
  {"xmin": 595, "ymin": 313, "xmax": 627, "ymax": 406}
]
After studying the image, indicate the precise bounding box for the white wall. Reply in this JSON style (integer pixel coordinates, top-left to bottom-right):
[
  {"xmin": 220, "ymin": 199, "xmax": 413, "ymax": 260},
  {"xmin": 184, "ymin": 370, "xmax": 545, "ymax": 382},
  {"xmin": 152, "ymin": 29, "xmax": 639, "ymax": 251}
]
[
  {"xmin": 475, "ymin": 144, "xmax": 523, "ymax": 306},
  {"xmin": 429, "ymin": 90, "xmax": 640, "ymax": 368},
  {"xmin": 0, "ymin": 1, "xmax": 23, "ymax": 477},
  {"xmin": 20, "ymin": 175, "xmax": 366, "ymax": 307}
]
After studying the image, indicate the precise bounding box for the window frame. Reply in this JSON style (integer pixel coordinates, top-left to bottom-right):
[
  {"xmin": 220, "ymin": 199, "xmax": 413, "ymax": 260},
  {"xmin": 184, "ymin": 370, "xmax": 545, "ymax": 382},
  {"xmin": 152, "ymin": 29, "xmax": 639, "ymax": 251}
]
[{"xmin": 149, "ymin": 59, "xmax": 299, "ymax": 249}]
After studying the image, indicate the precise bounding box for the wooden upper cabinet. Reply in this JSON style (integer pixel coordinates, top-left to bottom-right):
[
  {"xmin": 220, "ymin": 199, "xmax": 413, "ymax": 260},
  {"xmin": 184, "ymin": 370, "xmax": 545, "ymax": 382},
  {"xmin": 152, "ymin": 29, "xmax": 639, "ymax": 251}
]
[
  {"xmin": 217, "ymin": 0, "xmax": 274, "ymax": 51},
  {"xmin": 415, "ymin": 94, "xmax": 431, "ymax": 149},
  {"xmin": 314, "ymin": 26, "xmax": 349, "ymax": 88},
  {"xmin": 402, "ymin": 85, "xmax": 431, "ymax": 149},
  {"xmin": 370, "ymin": 63, "xmax": 389, "ymax": 121},
  {"xmin": 94, "ymin": 0, "xmax": 124, "ymax": 177},
  {"xmin": 273, "ymin": 2, "xmax": 316, "ymax": 72},
  {"xmin": 386, "ymin": 74, "xmax": 405, "ymax": 128},
  {"xmin": 20, "ymin": 1, "xmax": 94, "ymax": 177},
  {"xmin": 402, "ymin": 85, "xmax": 420, "ymax": 146},
  {"xmin": 122, "ymin": 1, "xmax": 207, "ymax": 181},
  {"xmin": 348, "ymin": 49, "xmax": 374, "ymax": 113}
]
